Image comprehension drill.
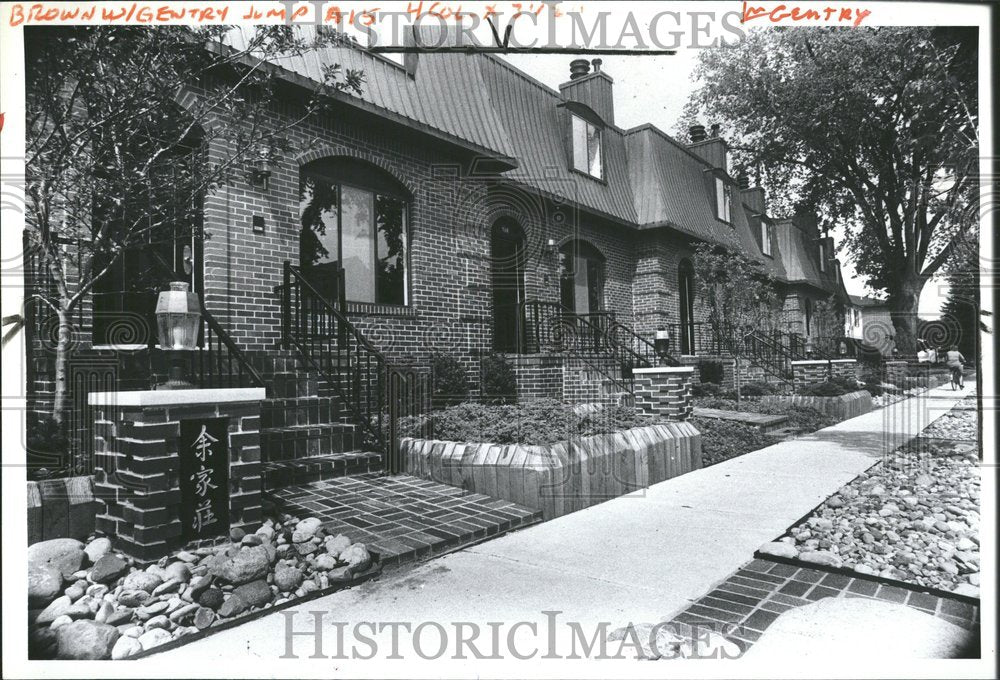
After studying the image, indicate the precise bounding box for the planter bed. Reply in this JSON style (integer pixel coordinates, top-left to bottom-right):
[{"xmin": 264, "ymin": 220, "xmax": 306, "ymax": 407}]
[
  {"xmin": 761, "ymin": 390, "xmax": 873, "ymax": 421},
  {"xmin": 758, "ymin": 433, "xmax": 980, "ymax": 599},
  {"xmin": 921, "ymin": 408, "xmax": 977, "ymax": 441},
  {"xmin": 401, "ymin": 421, "xmax": 702, "ymax": 520},
  {"xmin": 28, "ymin": 514, "xmax": 381, "ymax": 660}
]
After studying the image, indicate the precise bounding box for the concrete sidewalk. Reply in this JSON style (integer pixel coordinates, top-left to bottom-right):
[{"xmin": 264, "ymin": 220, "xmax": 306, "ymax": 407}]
[{"xmin": 148, "ymin": 385, "xmax": 967, "ymax": 675}]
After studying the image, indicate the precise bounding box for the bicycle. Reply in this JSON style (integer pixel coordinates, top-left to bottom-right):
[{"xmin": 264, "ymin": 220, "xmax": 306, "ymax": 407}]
[{"xmin": 949, "ymin": 365, "xmax": 964, "ymax": 391}]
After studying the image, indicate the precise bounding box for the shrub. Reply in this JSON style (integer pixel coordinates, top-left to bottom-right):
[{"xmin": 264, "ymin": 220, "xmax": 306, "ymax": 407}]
[
  {"xmin": 749, "ymin": 402, "xmax": 838, "ymax": 432},
  {"xmin": 480, "ymin": 354, "xmax": 516, "ymax": 404},
  {"xmin": 797, "ymin": 377, "xmax": 861, "ymax": 397},
  {"xmin": 697, "ymin": 360, "xmax": 724, "ymax": 385},
  {"xmin": 692, "ymin": 397, "xmax": 739, "ymax": 411},
  {"xmin": 740, "ymin": 380, "xmax": 777, "ymax": 396},
  {"xmin": 691, "ymin": 382, "xmax": 723, "ymax": 398},
  {"xmin": 691, "ymin": 417, "xmax": 772, "ymax": 467},
  {"xmin": 430, "ymin": 353, "xmax": 469, "ymax": 407},
  {"xmin": 415, "ymin": 399, "xmax": 652, "ymax": 446}
]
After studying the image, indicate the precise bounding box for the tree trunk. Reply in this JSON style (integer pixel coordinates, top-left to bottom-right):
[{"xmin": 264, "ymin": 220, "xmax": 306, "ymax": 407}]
[
  {"xmin": 889, "ymin": 276, "xmax": 925, "ymax": 357},
  {"xmin": 52, "ymin": 306, "xmax": 71, "ymax": 425}
]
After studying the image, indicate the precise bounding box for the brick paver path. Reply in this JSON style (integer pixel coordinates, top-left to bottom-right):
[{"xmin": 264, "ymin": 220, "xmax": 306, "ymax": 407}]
[{"xmin": 269, "ymin": 473, "xmax": 542, "ymax": 567}]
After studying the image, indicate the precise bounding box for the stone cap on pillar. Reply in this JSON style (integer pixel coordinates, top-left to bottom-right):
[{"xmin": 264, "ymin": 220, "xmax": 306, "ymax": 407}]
[
  {"xmin": 790, "ymin": 360, "xmax": 832, "ymax": 366},
  {"xmin": 88, "ymin": 387, "xmax": 266, "ymax": 406},
  {"xmin": 632, "ymin": 367, "xmax": 695, "ymax": 374}
]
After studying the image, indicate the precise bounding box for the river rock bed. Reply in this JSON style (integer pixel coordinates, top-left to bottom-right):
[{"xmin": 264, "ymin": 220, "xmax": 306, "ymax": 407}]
[
  {"xmin": 28, "ymin": 515, "xmax": 377, "ymax": 660},
  {"xmin": 921, "ymin": 407, "xmax": 977, "ymax": 441},
  {"xmin": 760, "ymin": 435, "xmax": 980, "ymax": 597}
]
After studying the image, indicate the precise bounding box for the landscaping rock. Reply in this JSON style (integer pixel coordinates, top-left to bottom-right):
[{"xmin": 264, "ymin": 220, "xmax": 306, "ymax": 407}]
[
  {"xmin": 218, "ymin": 594, "xmax": 249, "ymax": 618},
  {"xmin": 164, "ymin": 562, "xmax": 192, "ymax": 583},
  {"xmin": 210, "ymin": 545, "xmax": 270, "ymax": 585},
  {"xmin": 798, "ymin": 551, "xmax": 842, "ymax": 568},
  {"xmin": 84, "ymin": 537, "xmax": 113, "ymax": 564},
  {"xmin": 90, "ymin": 554, "xmax": 128, "ymax": 584},
  {"xmin": 29, "ymin": 565, "xmax": 64, "ymax": 608},
  {"xmin": 325, "ymin": 534, "xmax": 352, "ymax": 558},
  {"xmin": 339, "ymin": 543, "xmax": 372, "ymax": 572},
  {"xmin": 118, "ymin": 589, "xmax": 151, "ymax": 608},
  {"xmin": 198, "ymin": 588, "xmax": 225, "ymax": 610},
  {"xmin": 758, "ymin": 541, "xmax": 798, "ymax": 559},
  {"xmin": 111, "ymin": 635, "xmax": 142, "ymax": 660},
  {"xmin": 233, "ymin": 579, "xmax": 272, "ymax": 608},
  {"xmin": 296, "ymin": 517, "xmax": 323, "ymax": 537},
  {"xmin": 36, "ymin": 595, "xmax": 74, "ymax": 625},
  {"xmin": 137, "ymin": 627, "xmax": 172, "ymax": 651},
  {"xmin": 28, "ymin": 538, "xmax": 86, "ymax": 579},
  {"xmin": 123, "ymin": 570, "xmax": 163, "ymax": 593},
  {"xmin": 55, "ymin": 620, "xmax": 120, "ymax": 660},
  {"xmin": 274, "ymin": 565, "xmax": 304, "ymax": 592},
  {"xmin": 193, "ymin": 607, "xmax": 215, "ymax": 630}
]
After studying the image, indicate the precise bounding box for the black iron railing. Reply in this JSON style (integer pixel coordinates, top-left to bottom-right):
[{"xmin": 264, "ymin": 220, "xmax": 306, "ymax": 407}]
[{"xmin": 279, "ymin": 261, "xmax": 428, "ymax": 473}]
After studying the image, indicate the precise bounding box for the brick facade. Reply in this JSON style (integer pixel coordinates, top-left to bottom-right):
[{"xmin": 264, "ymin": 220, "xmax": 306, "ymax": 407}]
[{"xmin": 633, "ymin": 367, "xmax": 694, "ymax": 421}]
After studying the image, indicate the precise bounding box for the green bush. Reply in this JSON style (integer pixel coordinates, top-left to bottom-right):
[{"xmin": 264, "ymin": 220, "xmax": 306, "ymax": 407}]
[
  {"xmin": 691, "ymin": 382, "xmax": 724, "ymax": 398},
  {"xmin": 797, "ymin": 378, "xmax": 860, "ymax": 397},
  {"xmin": 692, "ymin": 397, "xmax": 739, "ymax": 411},
  {"xmin": 430, "ymin": 353, "xmax": 469, "ymax": 406},
  {"xmin": 739, "ymin": 380, "xmax": 777, "ymax": 396},
  {"xmin": 749, "ymin": 402, "xmax": 838, "ymax": 432},
  {"xmin": 410, "ymin": 399, "xmax": 651, "ymax": 446},
  {"xmin": 691, "ymin": 417, "xmax": 772, "ymax": 467},
  {"xmin": 480, "ymin": 354, "xmax": 516, "ymax": 404}
]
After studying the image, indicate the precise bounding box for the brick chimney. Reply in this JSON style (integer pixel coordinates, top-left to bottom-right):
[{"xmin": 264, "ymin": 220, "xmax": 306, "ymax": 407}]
[
  {"xmin": 740, "ymin": 177, "xmax": 766, "ymax": 216},
  {"xmin": 688, "ymin": 122, "xmax": 728, "ymax": 172},
  {"xmin": 559, "ymin": 58, "xmax": 615, "ymax": 125}
]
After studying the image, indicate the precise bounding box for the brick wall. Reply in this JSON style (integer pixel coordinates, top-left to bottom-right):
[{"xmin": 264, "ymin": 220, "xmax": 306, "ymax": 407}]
[{"xmin": 92, "ymin": 389, "xmax": 263, "ymax": 561}]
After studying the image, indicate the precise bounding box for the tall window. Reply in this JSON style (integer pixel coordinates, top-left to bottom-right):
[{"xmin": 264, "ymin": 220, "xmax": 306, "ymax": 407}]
[
  {"xmin": 818, "ymin": 242, "xmax": 827, "ymax": 272},
  {"xmin": 715, "ymin": 177, "xmax": 731, "ymax": 222},
  {"xmin": 760, "ymin": 220, "xmax": 772, "ymax": 256},
  {"xmin": 559, "ymin": 240, "xmax": 604, "ymax": 314},
  {"xmin": 571, "ymin": 114, "xmax": 602, "ymax": 179},
  {"xmin": 299, "ymin": 162, "xmax": 408, "ymax": 306}
]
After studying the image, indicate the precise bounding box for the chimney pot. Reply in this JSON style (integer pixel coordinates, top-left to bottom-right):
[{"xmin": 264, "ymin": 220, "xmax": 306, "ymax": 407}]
[
  {"xmin": 569, "ymin": 59, "xmax": 590, "ymax": 80},
  {"xmin": 689, "ymin": 124, "xmax": 706, "ymax": 143},
  {"xmin": 591, "ymin": 58, "xmax": 602, "ymax": 73},
  {"xmin": 710, "ymin": 123, "xmax": 721, "ymax": 138}
]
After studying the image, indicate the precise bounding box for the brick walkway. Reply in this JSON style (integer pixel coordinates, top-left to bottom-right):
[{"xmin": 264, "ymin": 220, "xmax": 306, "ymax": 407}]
[
  {"xmin": 268, "ymin": 473, "xmax": 543, "ymax": 568},
  {"xmin": 667, "ymin": 557, "xmax": 980, "ymax": 652}
]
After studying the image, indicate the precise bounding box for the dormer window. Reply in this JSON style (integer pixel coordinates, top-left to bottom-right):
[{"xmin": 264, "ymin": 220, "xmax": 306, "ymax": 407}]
[
  {"xmin": 818, "ymin": 242, "xmax": 827, "ymax": 272},
  {"xmin": 761, "ymin": 220, "xmax": 773, "ymax": 256},
  {"xmin": 571, "ymin": 113, "xmax": 602, "ymax": 179},
  {"xmin": 715, "ymin": 177, "xmax": 731, "ymax": 222}
]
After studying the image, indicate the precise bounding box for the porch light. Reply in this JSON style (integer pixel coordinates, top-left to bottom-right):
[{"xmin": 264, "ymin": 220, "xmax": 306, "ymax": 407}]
[
  {"xmin": 155, "ymin": 281, "xmax": 201, "ymax": 389},
  {"xmin": 546, "ymin": 238, "xmax": 558, "ymax": 255},
  {"xmin": 249, "ymin": 141, "xmax": 274, "ymax": 190},
  {"xmin": 805, "ymin": 338, "xmax": 815, "ymax": 357}
]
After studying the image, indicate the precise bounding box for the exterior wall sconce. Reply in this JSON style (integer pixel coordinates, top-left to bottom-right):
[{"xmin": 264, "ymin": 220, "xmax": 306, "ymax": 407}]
[
  {"xmin": 805, "ymin": 338, "xmax": 815, "ymax": 357},
  {"xmin": 249, "ymin": 140, "xmax": 275, "ymax": 191},
  {"xmin": 546, "ymin": 238, "xmax": 558, "ymax": 256},
  {"xmin": 155, "ymin": 281, "xmax": 201, "ymax": 389}
]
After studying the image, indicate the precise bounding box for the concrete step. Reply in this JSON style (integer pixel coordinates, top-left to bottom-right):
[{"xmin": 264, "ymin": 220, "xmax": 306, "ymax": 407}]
[{"xmin": 262, "ymin": 451, "xmax": 383, "ymax": 490}]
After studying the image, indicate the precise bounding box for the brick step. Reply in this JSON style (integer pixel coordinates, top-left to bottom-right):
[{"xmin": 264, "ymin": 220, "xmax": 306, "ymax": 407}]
[
  {"xmin": 261, "ymin": 396, "xmax": 347, "ymax": 429},
  {"xmin": 262, "ymin": 451, "xmax": 383, "ymax": 490},
  {"xmin": 261, "ymin": 423, "xmax": 358, "ymax": 462},
  {"xmin": 266, "ymin": 372, "xmax": 323, "ymax": 398}
]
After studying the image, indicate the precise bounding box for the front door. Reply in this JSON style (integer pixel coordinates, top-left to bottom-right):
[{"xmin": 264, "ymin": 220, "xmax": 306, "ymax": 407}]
[{"xmin": 490, "ymin": 219, "xmax": 526, "ymax": 352}]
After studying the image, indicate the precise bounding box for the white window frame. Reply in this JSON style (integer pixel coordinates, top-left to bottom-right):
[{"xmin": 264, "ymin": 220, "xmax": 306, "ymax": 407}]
[
  {"xmin": 715, "ymin": 177, "xmax": 731, "ymax": 222},
  {"xmin": 571, "ymin": 113, "xmax": 603, "ymax": 179},
  {"xmin": 819, "ymin": 242, "xmax": 827, "ymax": 272},
  {"xmin": 761, "ymin": 220, "xmax": 772, "ymax": 256}
]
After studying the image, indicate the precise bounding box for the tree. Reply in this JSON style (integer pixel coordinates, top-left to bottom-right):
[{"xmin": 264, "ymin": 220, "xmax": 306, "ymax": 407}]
[
  {"xmin": 810, "ymin": 297, "xmax": 846, "ymax": 356},
  {"xmin": 932, "ymin": 239, "xmax": 987, "ymax": 362},
  {"xmin": 25, "ymin": 26, "xmax": 364, "ymax": 425},
  {"xmin": 692, "ymin": 243, "xmax": 778, "ymax": 403},
  {"xmin": 687, "ymin": 27, "xmax": 979, "ymax": 354}
]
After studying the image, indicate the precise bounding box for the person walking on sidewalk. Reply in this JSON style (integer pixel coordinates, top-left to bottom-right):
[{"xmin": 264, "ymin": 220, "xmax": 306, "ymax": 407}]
[{"xmin": 945, "ymin": 345, "xmax": 966, "ymax": 390}]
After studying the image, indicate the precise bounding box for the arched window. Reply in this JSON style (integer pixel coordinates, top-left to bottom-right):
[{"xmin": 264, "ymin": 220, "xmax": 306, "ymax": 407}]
[
  {"xmin": 559, "ymin": 240, "xmax": 605, "ymax": 315},
  {"xmin": 299, "ymin": 158, "xmax": 410, "ymax": 306},
  {"xmin": 804, "ymin": 297, "xmax": 813, "ymax": 336},
  {"xmin": 678, "ymin": 259, "xmax": 696, "ymax": 354}
]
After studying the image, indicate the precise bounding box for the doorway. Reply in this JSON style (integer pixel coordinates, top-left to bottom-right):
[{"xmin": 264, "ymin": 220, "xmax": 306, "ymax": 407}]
[{"xmin": 490, "ymin": 219, "xmax": 526, "ymax": 352}]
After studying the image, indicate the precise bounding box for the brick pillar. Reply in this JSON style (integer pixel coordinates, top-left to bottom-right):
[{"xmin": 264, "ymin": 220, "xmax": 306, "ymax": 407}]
[
  {"xmin": 885, "ymin": 360, "xmax": 908, "ymax": 388},
  {"xmin": 792, "ymin": 360, "xmax": 831, "ymax": 391},
  {"xmin": 633, "ymin": 367, "xmax": 694, "ymax": 421},
  {"xmin": 90, "ymin": 387, "xmax": 264, "ymax": 561},
  {"xmin": 829, "ymin": 359, "xmax": 859, "ymax": 382}
]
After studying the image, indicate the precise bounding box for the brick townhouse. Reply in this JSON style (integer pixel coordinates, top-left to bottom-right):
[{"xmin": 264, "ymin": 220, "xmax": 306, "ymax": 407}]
[{"xmin": 25, "ymin": 27, "xmax": 851, "ymax": 478}]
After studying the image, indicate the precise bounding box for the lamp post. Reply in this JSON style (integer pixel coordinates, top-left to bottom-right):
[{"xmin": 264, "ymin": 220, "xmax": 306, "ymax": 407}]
[
  {"xmin": 654, "ymin": 327, "xmax": 672, "ymax": 365},
  {"xmin": 155, "ymin": 281, "xmax": 201, "ymax": 390}
]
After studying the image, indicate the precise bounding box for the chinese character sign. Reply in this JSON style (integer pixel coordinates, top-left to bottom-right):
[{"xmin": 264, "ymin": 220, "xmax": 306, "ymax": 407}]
[{"xmin": 179, "ymin": 418, "xmax": 229, "ymax": 541}]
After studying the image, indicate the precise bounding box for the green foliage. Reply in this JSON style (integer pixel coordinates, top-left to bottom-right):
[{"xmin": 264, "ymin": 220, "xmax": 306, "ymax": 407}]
[
  {"xmin": 688, "ymin": 27, "xmax": 979, "ymax": 352},
  {"xmin": 691, "ymin": 382, "xmax": 727, "ymax": 398},
  {"xmin": 797, "ymin": 378, "xmax": 859, "ymax": 397},
  {"xmin": 404, "ymin": 400, "xmax": 651, "ymax": 446},
  {"xmin": 26, "ymin": 412, "xmax": 69, "ymax": 480},
  {"xmin": 740, "ymin": 380, "xmax": 777, "ymax": 396},
  {"xmin": 749, "ymin": 402, "xmax": 839, "ymax": 431},
  {"xmin": 480, "ymin": 354, "xmax": 517, "ymax": 404},
  {"xmin": 691, "ymin": 417, "xmax": 772, "ymax": 467},
  {"xmin": 430, "ymin": 353, "xmax": 469, "ymax": 407}
]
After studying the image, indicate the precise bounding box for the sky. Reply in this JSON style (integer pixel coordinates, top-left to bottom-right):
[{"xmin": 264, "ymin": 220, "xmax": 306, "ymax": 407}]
[{"xmin": 500, "ymin": 51, "xmax": 950, "ymax": 318}]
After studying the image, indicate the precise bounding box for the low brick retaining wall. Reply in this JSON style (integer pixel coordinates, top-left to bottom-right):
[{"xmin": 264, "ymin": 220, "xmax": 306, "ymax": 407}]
[
  {"xmin": 401, "ymin": 422, "xmax": 702, "ymax": 520},
  {"xmin": 27, "ymin": 476, "xmax": 98, "ymax": 543},
  {"xmin": 760, "ymin": 390, "xmax": 873, "ymax": 421}
]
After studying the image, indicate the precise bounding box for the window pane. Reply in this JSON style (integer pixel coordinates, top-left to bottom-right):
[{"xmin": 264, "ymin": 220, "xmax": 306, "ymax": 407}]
[
  {"xmin": 572, "ymin": 115, "xmax": 588, "ymax": 173},
  {"xmin": 340, "ymin": 185, "xmax": 375, "ymax": 303},
  {"xmin": 587, "ymin": 123, "xmax": 602, "ymax": 178},
  {"xmin": 716, "ymin": 178, "xmax": 724, "ymax": 219},
  {"xmin": 375, "ymin": 194, "xmax": 406, "ymax": 305},
  {"xmin": 299, "ymin": 175, "xmax": 339, "ymax": 268}
]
